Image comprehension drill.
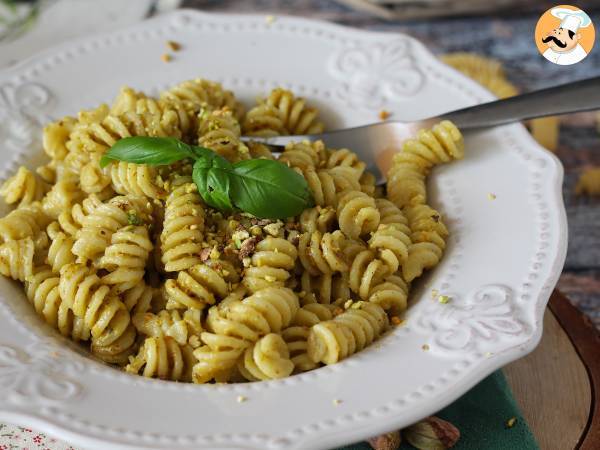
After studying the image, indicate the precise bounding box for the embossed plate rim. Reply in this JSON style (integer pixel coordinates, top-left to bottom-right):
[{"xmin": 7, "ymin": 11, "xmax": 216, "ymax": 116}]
[{"xmin": 0, "ymin": 10, "xmax": 567, "ymax": 450}]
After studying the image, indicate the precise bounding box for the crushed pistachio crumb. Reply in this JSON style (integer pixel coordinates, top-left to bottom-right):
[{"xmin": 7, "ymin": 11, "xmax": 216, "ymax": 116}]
[
  {"xmin": 422, "ymin": 344, "xmax": 430, "ymax": 351},
  {"xmin": 265, "ymin": 15, "xmax": 276, "ymax": 25},
  {"xmin": 161, "ymin": 53, "xmax": 172, "ymax": 62},
  {"xmin": 127, "ymin": 211, "xmax": 143, "ymax": 226},
  {"xmin": 505, "ymin": 417, "xmax": 517, "ymax": 428},
  {"xmin": 237, "ymin": 395, "xmax": 247, "ymax": 403},
  {"xmin": 209, "ymin": 246, "xmax": 221, "ymax": 260},
  {"xmin": 166, "ymin": 40, "xmax": 181, "ymax": 51},
  {"xmin": 332, "ymin": 399, "xmax": 342, "ymax": 406},
  {"xmin": 431, "ymin": 289, "xmax": 439, "ymax": 299},
  {"xmin": 488, "ymin": 193, "xmax": 497, "ymax": 200},
  {"xmin": 264, "ymin": 222, "xmax": 283, "ymax": 236},
  {"xmin": 485, "ymin": 352, "xmax": 493, "ymax": 358},
  {"xmin": 438, "ymin": 295, "xmax": 451, "ymax": 304},
  {"xmin": 390, "ymin": 316, "xmax": 403, "ymax": 326},
  {"xmin": 379, "ymin": 110, "xmax": 391, "ymax": 120},
  {"xmin": 344, "ymin": 299, "xmax": 353, "ymax": 309}
]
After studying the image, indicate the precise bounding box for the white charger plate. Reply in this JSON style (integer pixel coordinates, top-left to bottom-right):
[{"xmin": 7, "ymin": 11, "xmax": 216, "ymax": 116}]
[{"xmin": 0, "ymin": 10, "xmax": 567, "ymax": 450}]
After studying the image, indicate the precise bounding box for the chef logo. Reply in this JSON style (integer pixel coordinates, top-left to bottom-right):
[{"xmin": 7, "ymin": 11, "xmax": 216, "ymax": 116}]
[{"xmin": 535, "ymin": 5, "xmax": 595, "ymax": 65}]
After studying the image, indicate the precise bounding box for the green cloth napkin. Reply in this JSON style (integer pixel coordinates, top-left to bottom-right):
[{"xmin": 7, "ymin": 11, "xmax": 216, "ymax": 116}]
[{"xmin": 339, "ymin": 371, "xmax": 538, "ymax": 450}]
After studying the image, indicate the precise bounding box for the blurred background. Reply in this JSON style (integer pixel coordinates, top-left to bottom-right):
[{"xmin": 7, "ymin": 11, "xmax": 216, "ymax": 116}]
[{"xmin": 1, "ymin": 0, "xmax": 600, "ymax": 329}]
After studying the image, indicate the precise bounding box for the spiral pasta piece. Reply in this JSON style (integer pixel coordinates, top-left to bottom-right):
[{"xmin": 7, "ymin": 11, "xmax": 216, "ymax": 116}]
[
  {"xmin": 46, "ymin": 222, "xmax": 76, "ymax": 273},
  {"xmin": 57, "ymin": 194, "xmax": 103, "ymax": 237},
  {"xmin": 402, "ymin": 205, "xmax": 449, "ymax": 282},
  {"xmin": 42, "ymin": 170, "xmax": 86, "ymax": 219},
  {"xmin": 25, "ymin": 266, "xmax": 90, "ymax": 341},
  {"xmin": 293, "ymin": 303, "xmax": 334, "ymax": 326},
  {"xmin": 337, "ymin": 190, "xmax": 380, "ymax": 239},
  {"xmin": 281, "ymin": 326, "xmax": 315, "ymax": 372},
  {"xmin": 0, "ymin": 237, "xmax": 34, "ymax": 281},
  {"xmin": 242, "ymin": 103, "xmax": 286, "ymax": 137},
  {"xmin": 108, "ymin": 161, "xmax": 165, "ymax": 199},
  {"xmin": 161, "ymin": 78, "xmax": 243, "ymax": 123},
  {"xmin": 326, "ymin": 148, "xmax": 366, "ymax": 175},
  {"xmin": 238, "ymin": 333, "xmax": 294, "ymax": 381},
  {"xmin": 122, "ymin": 281, "xmax": 155, "ymax": 315},
  {"xmin": 126, "ymin": 336, "xmax": 196, "ymax": 381},
  {"xmin": 297, "ymin": 230, "xmax": 347, "ymax": 276},
  {"xmin": 72, "ymin": 195, "xmax": 151, "ymax": 264},
  {"xmin": 111, "ymin": 86, "xmax": 192, "ymax": 136},
  {"xmin": 133, "ymin": 309, "xmax": 202, "ymax": 347},
  {"xmin": 304, "ymin": 167, "xmax": 362, "ymax": 207},
  {"xmin": 299, "ymin": 206, "xmax": 336, "ymax": 234},
  {"xmin": 299, "ymin": 271, "xmax": 351, "ymax": 306},
  {"xmin": 163, "ymin": 262, "xmax": 230, "ymax": 310},
  {"xmin": 243, "ymin": 237, "xmax": 298, "ymax": 293},
  {"xmin": 58, "ymin": 263, "xmax": 134, "ymax": 352},
  {"xmin": 98, "ymin": 225, "xmax": 153, "ymax": 293},
  {"xmin": 160, "ymin": 179, "xmax": 205, "ymax": 272},
  {"xmin": 0, "ymin": 166, "xmax": 48, "ymax": 207},
  {"xmin": 367, "ymin": 274, "xmax": 409, "ymax": 315},
  {"xmin": 192, "ymin": 332, "xmax": 249, "ymax": 383},
  {"xmin": 0, "ymin": 203, "xmax": 50, "ymax": 242},
  {"xmin": 198, "ymin": 108, "xmax": 249, "ymax": 162},
  {"xmin": 368, "ymin": 199, "xmax": 412, "ymax": 274},
  {"xmin": 348, "ymin": 248, "xmax": 389, "ymax": 301},
  {"xmin": 254, "ymin": 88, "xmax": 324, "ymax": 135},
  {"xmin": 209, "ymin": 287, "xmax": 300, "ymax": 343},
  {"xmin": 279, "ymin": 140, "xmax": 327, "ymax": 172},
  {"xmin": 308, "ymin": 302, "xmax": 388, "ymax": 364},
  {"xmin": 43, "ymin": 116, "xmax": 77, "ymax": 161},
  {"xmin": 387, "ymin": 121, "xmax": 464, "ymax": 208}
]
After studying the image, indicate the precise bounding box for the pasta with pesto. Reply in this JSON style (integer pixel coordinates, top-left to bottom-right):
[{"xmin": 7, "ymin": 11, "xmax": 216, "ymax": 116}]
[{"xmin": 0, "ymin": 79, "xmax": 464, "ymax": 383}]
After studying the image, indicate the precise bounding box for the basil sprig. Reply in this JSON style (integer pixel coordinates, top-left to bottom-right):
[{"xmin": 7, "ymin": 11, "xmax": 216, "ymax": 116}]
[{"xmin": 100, "ymin": 136, "xmax": 313, "ymax": 219}]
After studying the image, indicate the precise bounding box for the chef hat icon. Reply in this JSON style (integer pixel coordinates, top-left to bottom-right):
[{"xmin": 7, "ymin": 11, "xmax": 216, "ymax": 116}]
[{"xmin": 551, "ymin": 7, "xmax": 592, "ymax": 33}]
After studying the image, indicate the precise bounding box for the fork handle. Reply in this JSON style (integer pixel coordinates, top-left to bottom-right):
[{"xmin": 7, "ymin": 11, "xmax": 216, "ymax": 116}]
[{"xmin": 441, "ymin": 76, "xmax": 600, "ymax": 129}]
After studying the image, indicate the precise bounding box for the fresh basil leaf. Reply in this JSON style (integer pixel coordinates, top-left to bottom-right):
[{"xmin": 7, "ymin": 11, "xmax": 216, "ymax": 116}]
[
  {"xmin": 230, "ymin": 159, "xmax": 313, "ymax": 219},
  {"xmin": 100, "ymin": 137, "xmax": 196, "ymax": 167},
  {"xmin": 192, "ymin": 157, "xmax": 235, "ymax": 212}
]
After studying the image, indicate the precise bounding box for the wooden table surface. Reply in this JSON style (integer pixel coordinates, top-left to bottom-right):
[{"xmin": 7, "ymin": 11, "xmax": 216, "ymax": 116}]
[{"xmin": 185, "ymin": 0, "xmax": 600, "ymax": 328}]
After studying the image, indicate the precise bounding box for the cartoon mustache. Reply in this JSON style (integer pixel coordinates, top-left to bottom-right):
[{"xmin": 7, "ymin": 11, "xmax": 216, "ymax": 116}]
[{"xmin": 542, "ymin": 35, "xmax": 567, "ymax": 48}]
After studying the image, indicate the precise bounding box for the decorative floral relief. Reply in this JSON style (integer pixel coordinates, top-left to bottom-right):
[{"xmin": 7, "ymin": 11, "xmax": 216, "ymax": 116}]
[
  {"xmin": 329, "ymin": 39, "xmax": 425, "ymax": 109},
  {"xmin": 0, "ymin": 343, "xmax": 83, "ymax": 406},
  {"xmin": 0, "ymin": 82, "xmax": 53, "ymax": 155},
  {"xmin": 415, "ymin": 285, "xmax": 526, "ymax": 353}
]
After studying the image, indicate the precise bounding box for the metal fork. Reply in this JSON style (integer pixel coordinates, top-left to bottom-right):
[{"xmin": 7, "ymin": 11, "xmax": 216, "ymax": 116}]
[{"xmin": 241, "ymin": 76, "xmax": 600, "ymax": 184}]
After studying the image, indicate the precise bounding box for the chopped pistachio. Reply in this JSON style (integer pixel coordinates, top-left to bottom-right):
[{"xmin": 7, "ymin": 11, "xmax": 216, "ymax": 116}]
[
  {"xmin": 488, "ymin": 193, "xmax": 497, "ymax": 200},
  {"xmin": 438, "ymin": 295, "xmax": 451, "ymax": 304},
  {"xmin": 161, "ymin": 53, "xmax": 172, "ymax": 62},
  {"xmin": 505, "ymin": 417, "xmax": 517, "ymax": 428},
  {"xmin": 127, "ymin": 211, "xmax": 143, "ymax": 226},
  {"xmin": 166, "ymin": 40, "xmax": 181, "ymax": 51},
  {"xmin": 237, "ymin": 395, "xmax": 247, "ymax": 403},
  {"xmin": 422, "ymin": 344, "xmax": 430, "ymax": 351},
  {"xmin": 263, "ymin": 222, "xmax": 283, "ymax": 237}
]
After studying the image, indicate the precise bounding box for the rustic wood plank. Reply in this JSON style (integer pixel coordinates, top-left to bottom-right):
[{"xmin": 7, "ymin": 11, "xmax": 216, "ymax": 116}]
[
  {"xmin": 548, "ymin": 290, "xmax": 600, "ymax": 450},
  {"xmin": 504, "ymin": 306, "xmax": 591, "ymax": 450},
  {"xmin": 558, "ymin": 270, "xmax": 600, "ymax": 328}
]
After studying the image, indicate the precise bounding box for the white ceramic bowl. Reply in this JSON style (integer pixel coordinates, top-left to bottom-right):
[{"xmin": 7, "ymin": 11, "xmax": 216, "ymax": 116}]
[{"xmin": 0, "ymin": 10, "xmax": 567, "ymax": 450}]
